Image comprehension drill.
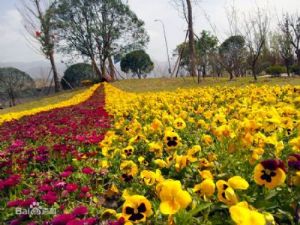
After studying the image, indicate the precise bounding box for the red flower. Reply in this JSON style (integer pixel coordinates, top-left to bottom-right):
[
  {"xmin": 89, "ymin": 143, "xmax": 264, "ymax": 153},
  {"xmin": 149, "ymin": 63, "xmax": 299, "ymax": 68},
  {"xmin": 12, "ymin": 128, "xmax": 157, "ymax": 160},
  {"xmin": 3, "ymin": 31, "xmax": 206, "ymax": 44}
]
[
  {"xmin": 82, "ymin": 167, "xmax": 94, "ymax": 175},
  {"xmin": 35, "ymin": 31, "xmax": 41, "ymax": 37},
  {"xmin": 81, "ymin": 186, "xmax": 90, "ymax": 193},
  {"xmin": 72, "ymin": 205, "xmax": 88, "ymax": 217},
  {"xmin": 66, "ymin": 183, "xmax": 78, "ymax": 193},
  {"xmin": 52, "ymin": 214, "xmax": 75, "ymax": 225},
  {"xmin": 60, "ymin": 171, "xmax": 73, "ymax": 178},
  {"xmin": 41, "ymin": 191, "xmax": 58, "ymax": 205}
]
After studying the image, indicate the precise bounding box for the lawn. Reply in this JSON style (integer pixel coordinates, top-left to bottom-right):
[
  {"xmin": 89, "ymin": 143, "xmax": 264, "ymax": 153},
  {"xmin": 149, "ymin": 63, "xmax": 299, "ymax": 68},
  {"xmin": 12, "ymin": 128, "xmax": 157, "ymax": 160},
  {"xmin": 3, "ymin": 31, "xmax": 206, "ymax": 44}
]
[
  {"xmin": 113, "ymin": 76, "xmax": 300, "ymax": 92},
  {"xmin": 0, "ymin": 87, "xmax": 87, "ymax": 115}
]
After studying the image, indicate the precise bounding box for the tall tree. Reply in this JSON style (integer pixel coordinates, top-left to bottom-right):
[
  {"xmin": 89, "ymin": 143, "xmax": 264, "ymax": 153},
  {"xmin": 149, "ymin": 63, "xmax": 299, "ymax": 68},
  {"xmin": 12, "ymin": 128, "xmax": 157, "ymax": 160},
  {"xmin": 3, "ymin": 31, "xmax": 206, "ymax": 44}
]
[
  {"xmin": 186, "ymin": 0, "xmax": 197, "ymax": 77},
  {"xmin": 18, "ymin": 0, "xmax": 61, "ymax": 92},
  {"xmin": 55, "ymin": 0, "xmax": 149, "ymax": 81},
  {"xmin": 195, "ymin": 31, "xmax": 218, "ymax": 78},
  {"xmin": 278, "ymin": 17, "xmax": 294, "ymax": 76},
  {"xmin": 175, "ymin": 30, "xmax": 218, "ymax": 79},
  {"xmin": 219, "ymin": 35, "xmax": 246, "ymax": 80},
  {"xmin": 243, "ymin": 8, "xmax": 269, "ymax": 80},
  {"xmin": 287, "ymin": 14, "xmax": 300, "ymax": 65},
  {"xmin": 171, "ymin": 0, "xmax": 197, "ymax": 77}
]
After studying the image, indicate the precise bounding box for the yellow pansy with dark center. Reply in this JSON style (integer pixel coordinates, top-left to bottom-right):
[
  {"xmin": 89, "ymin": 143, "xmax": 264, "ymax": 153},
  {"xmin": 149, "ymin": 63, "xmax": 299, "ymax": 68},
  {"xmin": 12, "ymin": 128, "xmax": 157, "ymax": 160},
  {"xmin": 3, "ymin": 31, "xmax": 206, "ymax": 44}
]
[
  {"xmin": 254, "ymin": 159, "xmax": 286, "ymax": 189},
  {"xmin": 122, "ymin": 146, "xmax": 134, "ymax": 157},
  {"xmin": 125, "ymin": 203, "xmax": 146, "ymax": 221},
  {"xmin": 173, "ymin": 118, "xmax": 186, "ymax": 129},
  {"xmin": 167, "ymin": 136, "xmax": 178, "ymax": 147},
  {"xmin": 164, "ymin": 131, "xmax": 181, "ymax": 149},
  {"xmin": 216, "ymin": 176, "xmax": 249, "ymax": 205},
  {"xmin": 120, "ymin": 160, "xmax": 138, "ymax": 182},
  {"xmin": 122, "ymin": 195, "xmax": 152, "ymax": 223}
]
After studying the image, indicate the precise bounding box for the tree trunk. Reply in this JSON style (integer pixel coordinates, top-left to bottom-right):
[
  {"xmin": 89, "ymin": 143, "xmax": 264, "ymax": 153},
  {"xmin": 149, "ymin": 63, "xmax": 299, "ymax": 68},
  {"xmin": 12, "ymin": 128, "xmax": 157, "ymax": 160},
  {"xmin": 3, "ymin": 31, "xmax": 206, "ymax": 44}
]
[
  {"xmin": 108, "ymin": 56, "xmax": 116, "ymax": 81},
  {"xmin": 296, "ymin": 49, "xmax": 300, "ymax": 65},
  {"xmin": 229, "ymin": 72, "xmax": 234, "ymax": 81},
  {"xmin": 252, "ymin": 65, "xmax": 257, "ymax": 81},
  {"xmin": 285, "ymin": 62, "xmax": 290, "ymax": 77},
  {"xmin": 202, "ymin": 65, "xmax": 207, "ymax": 78},
  {"xmin": 8, "ymin": 89, "xmax": 16, "ymax": 107},
  {"xmin": 186, "ymin": 0, "xmax": 197, "ymax": 77},
  {"xmin": 49, "ymin": 52, "xmax": 60, "ymax": 93},
  {"xmin": 91, "ymin": 58, "xmax": 102, "ymax": 81},
  {"xmin": 101, "ymin": 63, "xmax": 106, "ymax": 80}
]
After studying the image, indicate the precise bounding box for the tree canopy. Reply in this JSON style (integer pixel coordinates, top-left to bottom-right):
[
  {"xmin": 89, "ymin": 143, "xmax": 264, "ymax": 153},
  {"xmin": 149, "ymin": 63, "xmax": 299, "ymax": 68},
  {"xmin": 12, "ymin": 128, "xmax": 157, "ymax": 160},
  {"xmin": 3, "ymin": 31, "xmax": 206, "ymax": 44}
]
[
  {"xmin": 54, "ymin": 0, "xmax": 149, "ymax": 80},
  {"xmin": 120, "ymin": 50, "xmax": 154, "ymax": 79}
]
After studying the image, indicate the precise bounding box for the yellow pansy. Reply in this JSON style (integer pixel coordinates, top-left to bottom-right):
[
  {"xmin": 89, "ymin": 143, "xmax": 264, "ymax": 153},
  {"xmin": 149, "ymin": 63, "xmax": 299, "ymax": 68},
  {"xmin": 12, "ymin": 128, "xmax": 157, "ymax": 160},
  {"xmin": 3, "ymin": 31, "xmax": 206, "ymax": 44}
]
[
  {"xmin": 156, "ymin": 179, "xmax": 192, "ymax": 215},
  {"xmin": 229, "ymin": 201, "xmax": 266, "ymax": 225},
  {"xmin": 122, "ymin": 195, "xmax": 153, "ymax": 223}
]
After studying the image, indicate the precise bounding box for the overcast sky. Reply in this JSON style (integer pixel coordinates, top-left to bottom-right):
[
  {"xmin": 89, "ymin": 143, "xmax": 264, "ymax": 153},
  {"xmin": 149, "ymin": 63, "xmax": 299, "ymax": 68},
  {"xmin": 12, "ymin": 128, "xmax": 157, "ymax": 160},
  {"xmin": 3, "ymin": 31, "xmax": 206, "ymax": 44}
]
[{"xmin": 0, "ymin": 0, "xmax": 300, "ymax": 63}]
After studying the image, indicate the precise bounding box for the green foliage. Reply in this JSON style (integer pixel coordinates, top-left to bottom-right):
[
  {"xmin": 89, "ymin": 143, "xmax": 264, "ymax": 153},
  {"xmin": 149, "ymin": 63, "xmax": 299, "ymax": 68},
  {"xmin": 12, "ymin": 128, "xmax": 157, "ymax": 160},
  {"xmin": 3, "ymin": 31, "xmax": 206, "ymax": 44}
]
[
  {"xmin": 266, "ymin": 65, "xmax": 287, "ymax": 76},
  {"xmin": 219, "ymin": 35, "xmax": 245, "ymax": 56},
  {"xmin": 219, "ymin": 35, "xmax": 246, "ymax": 78},
  {"xmin": 120, "ymin": 50, "xmax": 154, "ymax": 79},
  {"xmin": 175, "ymin": 30, "xmax": 218, "ymax": 75},
  {"xmin": 61, "ymin": 63, "xmax": 97, "ymax": 89},
  {"xmin": 291, "ymin": 64, "xmax": 300, "ymax": 75},
  {"xmin": 54, "ymin": 0, "xmax": 149, "ymax": 77}
]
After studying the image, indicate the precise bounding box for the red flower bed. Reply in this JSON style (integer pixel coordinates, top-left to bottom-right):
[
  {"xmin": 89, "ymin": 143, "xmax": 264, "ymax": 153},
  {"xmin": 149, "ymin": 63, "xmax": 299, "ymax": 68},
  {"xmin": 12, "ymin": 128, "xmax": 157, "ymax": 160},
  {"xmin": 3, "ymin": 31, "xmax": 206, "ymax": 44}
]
[{"xmin": 0, "ymin": 86, "xmax": 111, "ymax": 224}]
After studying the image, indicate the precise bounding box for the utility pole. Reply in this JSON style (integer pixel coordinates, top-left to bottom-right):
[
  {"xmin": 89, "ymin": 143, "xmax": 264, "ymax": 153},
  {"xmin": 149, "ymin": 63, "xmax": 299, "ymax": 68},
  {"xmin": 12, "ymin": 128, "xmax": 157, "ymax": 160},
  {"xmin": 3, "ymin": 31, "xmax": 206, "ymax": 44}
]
[{"xmin": 155, "ymin": 19, "xmax": 172, "ymax": 74}]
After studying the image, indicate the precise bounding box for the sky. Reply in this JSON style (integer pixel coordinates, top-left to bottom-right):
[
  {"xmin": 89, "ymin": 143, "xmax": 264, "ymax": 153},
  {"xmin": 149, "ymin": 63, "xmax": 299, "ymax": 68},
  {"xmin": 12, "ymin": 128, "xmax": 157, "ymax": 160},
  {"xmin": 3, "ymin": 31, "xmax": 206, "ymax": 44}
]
[{"xmin": 0, "ymin": 0, "xmax": 300, "ymax": 64}]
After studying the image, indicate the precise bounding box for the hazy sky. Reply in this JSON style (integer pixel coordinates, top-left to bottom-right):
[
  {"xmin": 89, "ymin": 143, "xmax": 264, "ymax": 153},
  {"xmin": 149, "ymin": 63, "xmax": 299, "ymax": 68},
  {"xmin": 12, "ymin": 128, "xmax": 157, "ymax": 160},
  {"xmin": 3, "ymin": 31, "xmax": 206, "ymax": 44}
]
[{"xmin": 0, "ymin": 0, "xmax": 300, "ymax": 63}]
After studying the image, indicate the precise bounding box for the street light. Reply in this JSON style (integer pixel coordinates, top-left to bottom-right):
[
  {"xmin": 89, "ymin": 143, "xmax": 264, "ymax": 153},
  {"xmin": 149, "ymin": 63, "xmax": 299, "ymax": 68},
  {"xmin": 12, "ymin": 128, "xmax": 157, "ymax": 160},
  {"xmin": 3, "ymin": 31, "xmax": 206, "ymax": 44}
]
[{"xmin": 154, "ymin": 19, "xmax": 172, "ymax": 74}]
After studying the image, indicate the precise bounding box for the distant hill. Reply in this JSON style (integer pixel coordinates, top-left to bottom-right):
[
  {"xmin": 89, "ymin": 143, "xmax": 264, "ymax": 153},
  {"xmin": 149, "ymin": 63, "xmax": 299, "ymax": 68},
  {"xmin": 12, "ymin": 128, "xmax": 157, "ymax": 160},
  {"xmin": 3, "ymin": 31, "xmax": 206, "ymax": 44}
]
[{"xmin": 0, "ymin": 61, "xmax": 66, "ymax": 79}]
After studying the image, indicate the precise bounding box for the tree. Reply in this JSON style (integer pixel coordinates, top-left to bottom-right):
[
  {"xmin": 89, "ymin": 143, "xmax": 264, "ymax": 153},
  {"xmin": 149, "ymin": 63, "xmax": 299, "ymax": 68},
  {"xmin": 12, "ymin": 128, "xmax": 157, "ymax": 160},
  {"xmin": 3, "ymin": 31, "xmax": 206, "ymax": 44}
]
[
  {"xmin": 0, "ymin": 68, "xmax": 35, "ymax": 107},
  {"xmin": 18, "ymin": 0, "xmax": 61, "ymax": 92},
  {"xmin": 175, "ymin": 30, "xmax": 218, "ymax": 79},
  {"xmin": 195, "ymin": 31, "xmax": 218, "ymax": 78},
  {"xmin": 277, "ymin": 17, "xmax": 294, "ymax": 76},
  {"xmin": 219, "ymin": 35, "xmax": 246, "ymax": 80},
  {"xmin": 120, "ymin": 50, "xmax": 154, "ymax": 79},
  {"xmin": 287, "ymin": 14, "xmax": 300, "ymax": 65},
  {"xmin": 243, "ymin": 8, "xmax": 269, "ymax": 80},
  {"xmin": 61, "ymin": 63, "xmax": 97, "ymax": 89},
  {"xmin": 55, "ymin": 0, "xmax": 149, "ymax": 81},
  {"xmin": 171, "ymin": 0, "xmax": 197, "ymax": 77}
]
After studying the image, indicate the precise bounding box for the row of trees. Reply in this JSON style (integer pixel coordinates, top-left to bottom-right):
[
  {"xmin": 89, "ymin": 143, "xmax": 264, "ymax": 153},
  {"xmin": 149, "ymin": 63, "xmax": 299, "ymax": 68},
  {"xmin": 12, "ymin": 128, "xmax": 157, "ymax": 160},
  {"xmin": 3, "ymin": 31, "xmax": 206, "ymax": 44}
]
[
  {"xmin": 19, "ymin": 0, "xmax": 149, "ymax": 92},
  {"xmin": 174, "ymin": 3, "xmax": 300, "ymax": 80}
]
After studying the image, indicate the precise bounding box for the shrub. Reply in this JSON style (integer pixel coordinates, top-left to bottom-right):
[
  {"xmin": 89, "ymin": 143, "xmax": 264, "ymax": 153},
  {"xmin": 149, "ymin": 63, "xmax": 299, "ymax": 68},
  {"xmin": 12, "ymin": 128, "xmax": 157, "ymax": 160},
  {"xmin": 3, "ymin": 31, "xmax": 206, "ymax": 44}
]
[
  {"xmin": 291, "ymin": 64, "xmax": 300, "ymax": 75},
  {"xmin": 61, "ymin": 63, "xmax": 97, "ymax": 90},
  {"xmin": 265, "ymin": 65, "xmax": 286, "ymax": 77}
]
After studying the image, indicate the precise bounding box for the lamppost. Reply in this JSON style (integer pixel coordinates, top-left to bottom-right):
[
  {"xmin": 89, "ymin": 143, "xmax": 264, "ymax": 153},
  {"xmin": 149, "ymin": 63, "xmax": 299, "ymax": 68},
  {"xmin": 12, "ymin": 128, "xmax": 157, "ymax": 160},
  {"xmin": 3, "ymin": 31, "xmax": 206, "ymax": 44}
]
[{"xmin": 154, "ymin": 19, "xmax": 172, "ymax": 74}]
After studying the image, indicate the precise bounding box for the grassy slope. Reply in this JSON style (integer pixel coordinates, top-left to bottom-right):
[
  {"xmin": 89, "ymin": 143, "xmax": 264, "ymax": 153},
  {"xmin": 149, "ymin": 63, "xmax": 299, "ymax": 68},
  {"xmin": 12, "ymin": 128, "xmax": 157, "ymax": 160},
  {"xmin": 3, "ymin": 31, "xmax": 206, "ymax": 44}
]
[
  {"xmin": 0, "ymin": 88, "xmax": 87, "ymax": 115},
  {"xmin": 113, "ymin": 76, "xmax": 300, "ymax": 92}
]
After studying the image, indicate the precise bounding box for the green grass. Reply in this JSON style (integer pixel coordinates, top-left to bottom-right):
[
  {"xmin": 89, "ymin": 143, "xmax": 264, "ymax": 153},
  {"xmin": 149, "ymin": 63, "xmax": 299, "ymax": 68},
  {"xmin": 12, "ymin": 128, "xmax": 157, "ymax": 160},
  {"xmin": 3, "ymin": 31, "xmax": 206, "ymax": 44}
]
[
  {"xmin": 112, "ymin": 76, "xmax": 300, "ymax": 92},
  {"xmin": 0, "ymin": 88, "xmax": 87, "ymax": 115}
]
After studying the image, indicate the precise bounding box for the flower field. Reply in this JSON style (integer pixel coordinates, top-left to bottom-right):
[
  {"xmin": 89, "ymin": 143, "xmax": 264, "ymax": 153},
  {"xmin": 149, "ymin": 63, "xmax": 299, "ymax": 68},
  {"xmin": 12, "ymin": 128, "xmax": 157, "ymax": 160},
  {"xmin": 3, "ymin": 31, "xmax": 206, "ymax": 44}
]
[{"xmin": 1, "ymin": 83, "xmax": 300, "ymax": 225}]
